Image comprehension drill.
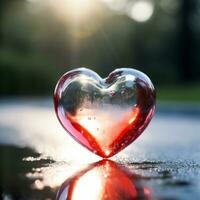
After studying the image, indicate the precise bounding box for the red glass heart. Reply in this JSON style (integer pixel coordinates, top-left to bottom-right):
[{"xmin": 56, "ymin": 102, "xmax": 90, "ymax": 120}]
[
  {"xmin": 56, "ymin": 160, "xmax": 152, "ymax": 200},
  {"xmin": 54, "ymin": 68, "xmax": 156, "ymax": 158}
]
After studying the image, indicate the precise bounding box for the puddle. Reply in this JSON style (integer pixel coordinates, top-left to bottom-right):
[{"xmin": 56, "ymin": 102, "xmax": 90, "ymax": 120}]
[{"xmin": 0, "ymin": 99, "xmax": 200, "ymax": 199}]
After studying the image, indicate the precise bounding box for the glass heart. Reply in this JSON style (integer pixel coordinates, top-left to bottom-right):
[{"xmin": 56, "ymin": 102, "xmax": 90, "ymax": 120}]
[
  {"xmin": 54, "ymin": 68, "xmax": 156, "ymax": 158},
  {"xmin": 56, "ymin": 160, "xmax": 152, "ymax": 200}
]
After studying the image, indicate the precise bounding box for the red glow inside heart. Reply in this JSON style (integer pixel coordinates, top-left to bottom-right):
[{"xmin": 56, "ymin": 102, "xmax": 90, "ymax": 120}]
[
  {"xmin": 66, "ymin": 107, "xmax": 140, "ymax": 157},
  {"xmin": 54, "ymin": 68, "xmax": 156, "ymax": 158}
]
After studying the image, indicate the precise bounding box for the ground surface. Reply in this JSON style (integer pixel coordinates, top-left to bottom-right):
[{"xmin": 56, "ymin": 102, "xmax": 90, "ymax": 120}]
[{"xmin": 0, "ymin": 98, "xmax": 200, "ymax": 200}]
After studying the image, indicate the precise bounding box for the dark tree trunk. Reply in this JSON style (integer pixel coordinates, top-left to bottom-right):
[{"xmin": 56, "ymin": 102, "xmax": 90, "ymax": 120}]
[{"xmin": 180, "ymin": 0, "xmax": 196, "ymax": 82}]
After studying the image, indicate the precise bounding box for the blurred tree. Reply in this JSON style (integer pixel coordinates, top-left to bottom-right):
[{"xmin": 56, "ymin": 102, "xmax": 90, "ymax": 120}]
[
  {"xmin": 180, "ymin": 0, "xmax": 197, "ymax": 82},
  {"xmin": 0, "ymin": 0, "xmax": 10, "ymax": 44},
  {"xmin": 0, "ymin": 0, "xmax": 24, "ymax": 44},
  {"xmin": 0, "ymin": 0, "xmax": 199, "ymax": 96}
]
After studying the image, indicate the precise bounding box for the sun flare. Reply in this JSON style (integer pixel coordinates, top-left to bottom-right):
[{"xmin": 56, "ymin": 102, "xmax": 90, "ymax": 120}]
[{"xmin": 49, "ymin": 0, "xmax": 96, "ymax": 22}]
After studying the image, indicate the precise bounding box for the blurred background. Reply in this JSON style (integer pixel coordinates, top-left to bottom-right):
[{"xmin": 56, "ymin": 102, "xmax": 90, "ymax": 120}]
[
  {"xmin": 0, "ymin": 0, "xmax": 200, "ymax": 199},
  {"xmin": 0, "ymin": 0, "xmax": 200, "ymax": 100}
]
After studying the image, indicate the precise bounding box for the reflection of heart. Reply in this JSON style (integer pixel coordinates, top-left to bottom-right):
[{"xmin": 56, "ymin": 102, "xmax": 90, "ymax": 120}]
[
  {"xmin": 56, "ymin": 160, "xmax": 152, "ymax": 200},
  {"xmin": 54, "ymin": 68, "xmax": 156, "ymax": 158}
]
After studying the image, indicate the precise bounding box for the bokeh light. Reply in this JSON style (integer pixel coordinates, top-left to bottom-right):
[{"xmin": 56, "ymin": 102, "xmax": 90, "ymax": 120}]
[
  {"xmin": 127, "ymin": 0, "xmax": 154, "ymax": 22},
  {"xmin": 102, "ymin": 0, "xmax": 127, "ymax": 13}
]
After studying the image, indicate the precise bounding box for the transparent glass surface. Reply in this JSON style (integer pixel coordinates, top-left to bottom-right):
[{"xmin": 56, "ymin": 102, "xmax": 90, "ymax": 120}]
[{"xmin": 54, "ymin": 68, "xmax": 156, "ymax": 158}]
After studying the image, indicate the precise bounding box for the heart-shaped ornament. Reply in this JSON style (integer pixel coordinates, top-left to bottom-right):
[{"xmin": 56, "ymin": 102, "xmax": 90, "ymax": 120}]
[{"xmin": 54, "ymin": 68, "xmax": 155, "ymax": 158}]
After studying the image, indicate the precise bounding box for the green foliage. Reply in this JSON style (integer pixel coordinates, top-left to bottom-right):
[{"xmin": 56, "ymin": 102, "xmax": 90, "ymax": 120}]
[{"xmin": 157, "ymin": 84, "xmax": 200, "ymax": 102}]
